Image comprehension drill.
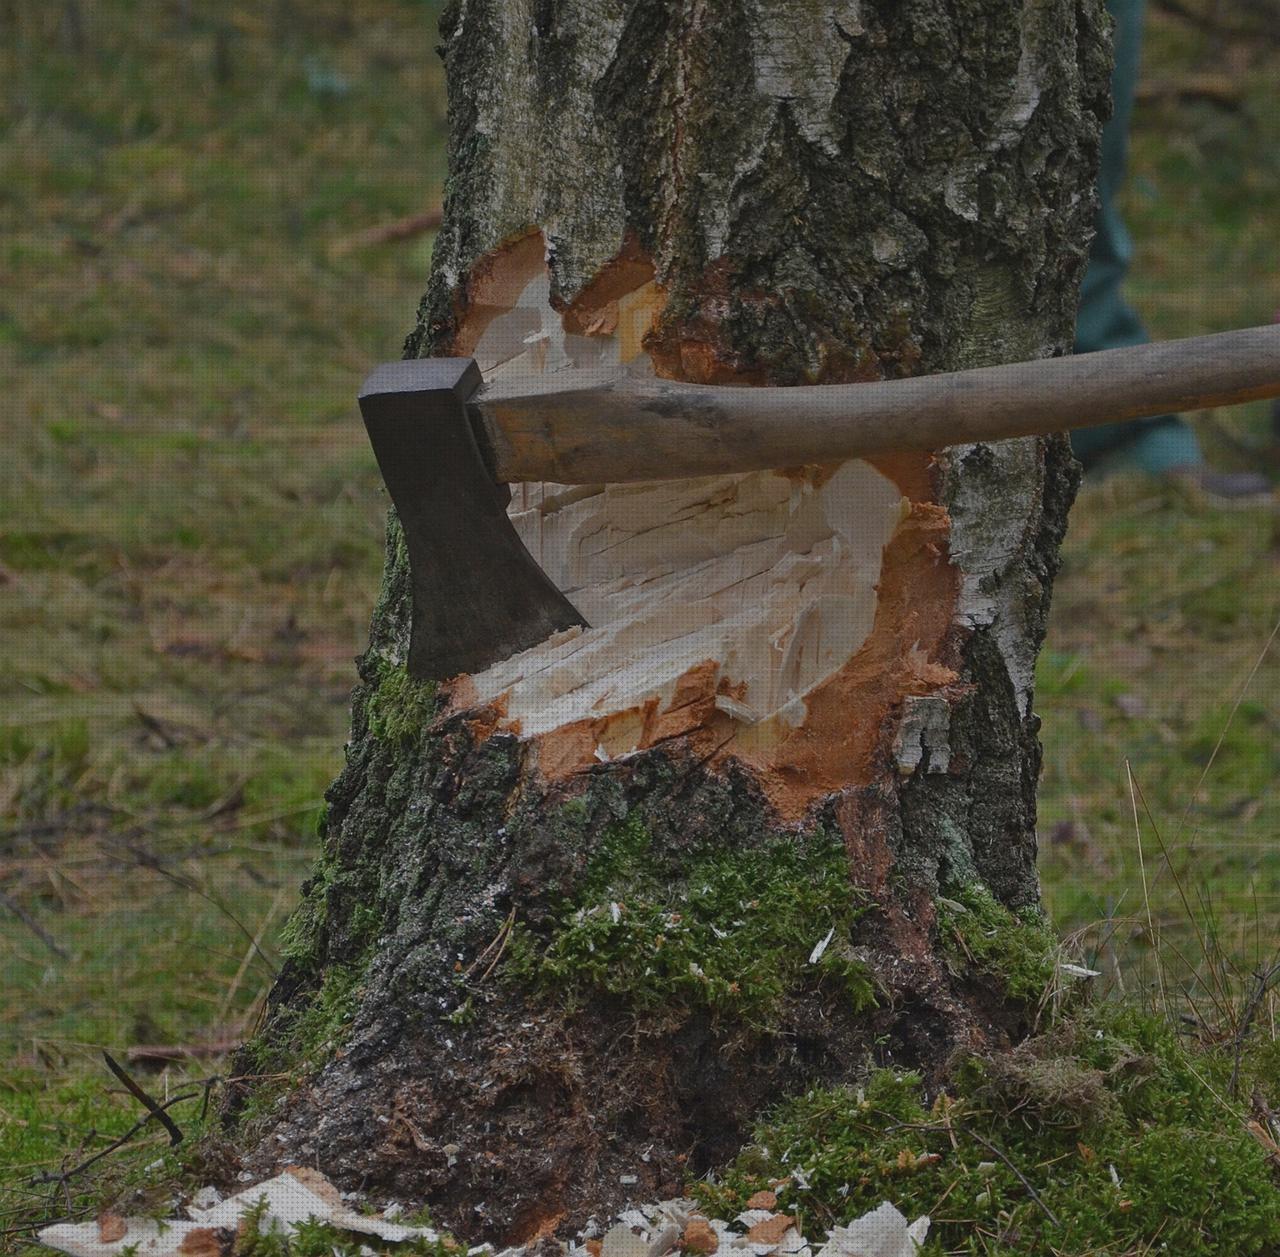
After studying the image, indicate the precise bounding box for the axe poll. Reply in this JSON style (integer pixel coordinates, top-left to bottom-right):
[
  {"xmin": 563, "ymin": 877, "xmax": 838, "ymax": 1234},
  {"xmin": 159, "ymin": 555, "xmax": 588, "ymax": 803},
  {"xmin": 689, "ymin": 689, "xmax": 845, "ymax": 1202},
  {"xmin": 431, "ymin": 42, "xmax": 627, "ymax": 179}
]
[{"xmin": 359, "ymin": 322, "xmax": 1280, "ymax": 681}]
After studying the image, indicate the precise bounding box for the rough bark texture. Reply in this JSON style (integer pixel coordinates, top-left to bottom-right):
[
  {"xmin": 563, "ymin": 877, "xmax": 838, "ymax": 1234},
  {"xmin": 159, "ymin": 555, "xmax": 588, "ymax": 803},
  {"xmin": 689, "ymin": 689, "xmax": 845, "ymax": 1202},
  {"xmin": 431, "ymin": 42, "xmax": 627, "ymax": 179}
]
[{"xmin": 228, "ymin": 0, "xmax": 1107, "ymax": 1242}]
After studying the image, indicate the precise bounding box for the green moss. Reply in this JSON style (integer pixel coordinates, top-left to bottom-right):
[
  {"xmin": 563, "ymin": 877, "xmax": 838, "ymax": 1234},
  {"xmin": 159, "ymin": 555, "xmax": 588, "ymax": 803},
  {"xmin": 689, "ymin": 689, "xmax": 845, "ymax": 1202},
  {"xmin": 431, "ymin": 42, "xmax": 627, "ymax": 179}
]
[
  {"xmin": 277, "ymin": 902, "xmax": 323, "ymax": 964},
  {"xmin": 446, "ymin": 995, "xmax": 478, "ymax": 1026},
  {"xmin": 276, "ymin": 824, "xmax": 387, "ymax": 975},
  {"xmin": 504, "ymin": 818, "xmax": 875, "ymax": 1027},
  {"xmin": 232, "ymin": 1195, "xmax": 458, "ymax": 1257},
  {"xmin": 695, "ymin": 1005, "xmax": 1280, "ymax": 1255},
  {"xmin": 276, "ymin": 843, "xmax": 346, "ymax": 969},
  {"xmin": 277, "ymin": 879, "xmax": 329, "ymax": 965},
  {"xmin": 937, "ymin": 882, "xmax": 1059, "ymax": 1002},
  {"xmin": 365, "ymin": 660, "xmax": 438, "ymax": 746},
  {"xmin": 293, "ymin": 962, "xmax": 366, "ymax": 1064},
  {"xmin": 241, "ymin": 954, "xmax": 371, "ymax": 1118}
]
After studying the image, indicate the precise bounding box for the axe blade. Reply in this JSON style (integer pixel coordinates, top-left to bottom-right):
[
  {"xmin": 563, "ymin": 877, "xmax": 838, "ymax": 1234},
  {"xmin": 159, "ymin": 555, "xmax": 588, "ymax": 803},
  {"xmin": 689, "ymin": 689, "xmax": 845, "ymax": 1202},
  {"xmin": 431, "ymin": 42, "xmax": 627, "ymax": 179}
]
[{"xmin": 359, "ymin": 358, "xmax": 587, "ymax": 683}]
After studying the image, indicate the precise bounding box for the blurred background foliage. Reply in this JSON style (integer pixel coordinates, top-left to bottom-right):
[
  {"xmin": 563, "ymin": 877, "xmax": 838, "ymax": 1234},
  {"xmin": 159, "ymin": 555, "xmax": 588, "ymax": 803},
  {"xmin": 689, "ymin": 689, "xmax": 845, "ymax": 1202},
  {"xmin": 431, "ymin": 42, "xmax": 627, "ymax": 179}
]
[{"xmin": 1, "ymin": 0, "xmax": 1279, "ymax": 1242}]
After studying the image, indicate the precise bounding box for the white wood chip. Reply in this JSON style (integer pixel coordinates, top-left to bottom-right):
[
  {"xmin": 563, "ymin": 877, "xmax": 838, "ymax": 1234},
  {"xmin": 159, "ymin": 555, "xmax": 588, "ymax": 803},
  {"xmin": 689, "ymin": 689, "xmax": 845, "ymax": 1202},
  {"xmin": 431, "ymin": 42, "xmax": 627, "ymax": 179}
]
[
  {"xmin": 38, "ymin": 1220, "xmax": 221, "ymax": 1257},
  {"xmin": 39, "ymin": 1173, "xmax": 927, "ymax": 1257},
  {"xmin": 808, "ymin": 926, "xmax": 835, "ymax": 965},
  {"xmin": 600, "ymin": 1222, "xmax": 650, "ymax": 1257},
  {"xmin": 814, "ymin": 1203, "xmax": 929, "ymax": 1257}
]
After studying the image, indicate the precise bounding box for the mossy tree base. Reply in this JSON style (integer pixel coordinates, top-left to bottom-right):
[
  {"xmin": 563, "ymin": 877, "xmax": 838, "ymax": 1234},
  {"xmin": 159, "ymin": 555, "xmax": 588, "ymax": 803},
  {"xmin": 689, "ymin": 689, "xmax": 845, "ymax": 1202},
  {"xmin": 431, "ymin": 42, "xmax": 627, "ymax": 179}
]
[
  {"xmin": 231, "ymin": 692, "xmax": 1064, "ymax": 1240},
  {"xmin": 227, "ymin": 0, "xmax": 1106, "ymax": 1241}
]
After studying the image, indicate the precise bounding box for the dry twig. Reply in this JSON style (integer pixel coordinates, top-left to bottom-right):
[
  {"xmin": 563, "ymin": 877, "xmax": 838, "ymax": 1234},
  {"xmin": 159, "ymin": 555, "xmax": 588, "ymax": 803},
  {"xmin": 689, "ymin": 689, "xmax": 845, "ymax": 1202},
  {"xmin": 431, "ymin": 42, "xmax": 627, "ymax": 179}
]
[
  {"xmin": 101, "ymin": 1052, "xmax": 184, "ymax": 1146},
  {"xmin": 28, "ymin": 1091, "xmax": 198, "ymax": 1189},
  {"xmin": 965, "ymin": 1129, "xmax": 1061, "ymax": 1228},
  {"xmin": 0, "ymin": 889, "xmax": 68, "ymax": 959}
]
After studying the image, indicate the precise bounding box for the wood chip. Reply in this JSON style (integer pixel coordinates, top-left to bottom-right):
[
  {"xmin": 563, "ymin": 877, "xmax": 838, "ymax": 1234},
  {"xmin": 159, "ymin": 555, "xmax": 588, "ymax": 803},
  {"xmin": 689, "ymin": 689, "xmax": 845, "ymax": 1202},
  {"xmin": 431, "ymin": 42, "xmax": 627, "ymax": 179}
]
[
  {"xmin": 745, "ymin": 1215, "xmax": 794, "ymax": 1247},
  {"xmin": 681, "ymin": 1219, "xmax": 718, "ymax": 1255},
  {"xmin": 41, "ymin": 1219, "xmax": 219, "ymax": 1256},
  {"xmin": 177, "ymin": 1229, "xmax": 225, "ymax": 1257},
  {"xmin": 601, "ymin": 1222, "xmax": 650, "ymax": 1257},
  {"xmin": 328, "ymin": 208, "xmax": 443, "ymax": 258},
  {"xmin": 96, "ymin": 1217, "xmax": 126, "ymax": 1245},
  {"xmin": 744, "ymin": 1192, "xmax": 777, "ymax": 1211}
]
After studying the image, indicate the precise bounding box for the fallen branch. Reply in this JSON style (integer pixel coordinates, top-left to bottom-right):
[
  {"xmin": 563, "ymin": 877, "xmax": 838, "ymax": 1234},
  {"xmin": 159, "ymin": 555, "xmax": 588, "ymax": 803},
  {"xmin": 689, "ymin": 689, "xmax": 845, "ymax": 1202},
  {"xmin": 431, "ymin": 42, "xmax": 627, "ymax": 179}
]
[
  {"xmin": 328, "ymin": 208, "xmax": 443, "ymax": 258},
  {"xmin": 1135, "ymin": 75, "xmax": 1244, "ymax": 111},
  {"xmin": 125, "ymin": 1038, "xmax": 242, "ymax": 1067},
  {"xmin": 101, "ymin": 1052, "xmax": 184, "ymax": 1145}
]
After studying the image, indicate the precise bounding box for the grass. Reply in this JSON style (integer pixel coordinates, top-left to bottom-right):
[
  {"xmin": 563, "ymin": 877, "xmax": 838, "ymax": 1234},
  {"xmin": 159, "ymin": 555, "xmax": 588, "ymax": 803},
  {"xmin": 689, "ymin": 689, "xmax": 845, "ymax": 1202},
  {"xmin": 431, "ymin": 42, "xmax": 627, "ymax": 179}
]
[
  {"xmin": 1, "ymin": 0, "xmax": 443, "ymax": 1242},
  {"xmin": 1036, "ymin": 475, "xmax": 1280, "ymax": 994},
  {"xmin": 1035, "ymin": 2, "xmax": 1280, "ymax": 1013},
  {"xmin": 3, "ymin": 0, "xmax": 1280, "ymax": 1251}
]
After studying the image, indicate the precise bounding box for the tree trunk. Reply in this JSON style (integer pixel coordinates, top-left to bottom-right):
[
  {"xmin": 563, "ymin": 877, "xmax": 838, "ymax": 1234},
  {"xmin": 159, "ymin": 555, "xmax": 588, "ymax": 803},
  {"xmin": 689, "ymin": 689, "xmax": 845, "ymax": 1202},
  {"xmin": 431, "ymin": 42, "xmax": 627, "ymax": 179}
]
[{"xmin": 231, "ymin": 0, "xmax": 1108, "ymax": 1241}]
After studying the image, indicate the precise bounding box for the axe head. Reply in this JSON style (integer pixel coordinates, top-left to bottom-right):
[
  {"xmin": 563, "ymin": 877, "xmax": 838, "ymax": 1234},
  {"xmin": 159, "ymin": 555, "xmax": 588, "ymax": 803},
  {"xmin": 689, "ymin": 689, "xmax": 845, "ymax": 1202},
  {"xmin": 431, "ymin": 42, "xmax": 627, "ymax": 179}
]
[{"xmin": 358, "ymin": 358, "xmax": 586, "ymax": 683}]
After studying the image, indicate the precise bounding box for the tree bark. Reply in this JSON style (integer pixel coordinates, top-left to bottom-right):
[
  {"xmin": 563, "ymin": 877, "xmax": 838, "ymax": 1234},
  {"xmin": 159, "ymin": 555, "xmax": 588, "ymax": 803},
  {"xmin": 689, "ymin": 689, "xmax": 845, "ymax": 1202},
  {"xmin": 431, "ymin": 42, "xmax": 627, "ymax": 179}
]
[{"xmin": 231, "ymin": 0, "xmax": 1108, "ymax": 1241}]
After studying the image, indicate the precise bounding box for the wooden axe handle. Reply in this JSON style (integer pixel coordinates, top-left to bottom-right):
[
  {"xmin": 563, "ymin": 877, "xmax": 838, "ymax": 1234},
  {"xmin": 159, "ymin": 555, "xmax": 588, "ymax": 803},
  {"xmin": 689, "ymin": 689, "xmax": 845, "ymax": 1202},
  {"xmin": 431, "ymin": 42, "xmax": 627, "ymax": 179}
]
[{"xmin": 475, "ymin": 323, "xmax": 1280, "ymax": 485}]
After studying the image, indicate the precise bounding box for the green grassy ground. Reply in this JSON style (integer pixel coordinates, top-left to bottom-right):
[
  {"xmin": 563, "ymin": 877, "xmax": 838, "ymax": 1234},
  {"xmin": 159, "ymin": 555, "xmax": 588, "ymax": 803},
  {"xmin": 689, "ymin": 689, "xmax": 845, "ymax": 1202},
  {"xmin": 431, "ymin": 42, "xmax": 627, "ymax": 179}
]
[
  {"xmin": 2, "ymin": 0, "xmax": 1279, "ymax": 1249},
  {"xmin": 0, "ymin": 0, "xmax": 444, "ymax": 1239},
  {"xmin": 1036, "ymin": 8, "xmax": 1280, "ymax": 1016}
]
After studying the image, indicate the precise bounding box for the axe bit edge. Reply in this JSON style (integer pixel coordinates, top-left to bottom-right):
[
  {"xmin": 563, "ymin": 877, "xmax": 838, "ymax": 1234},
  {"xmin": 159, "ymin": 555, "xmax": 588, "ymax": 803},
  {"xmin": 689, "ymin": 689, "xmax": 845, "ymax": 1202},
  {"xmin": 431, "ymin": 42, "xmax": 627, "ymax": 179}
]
[{"xmin": 358, "ymin": 358, "xmax": 587, "ymax": 683}]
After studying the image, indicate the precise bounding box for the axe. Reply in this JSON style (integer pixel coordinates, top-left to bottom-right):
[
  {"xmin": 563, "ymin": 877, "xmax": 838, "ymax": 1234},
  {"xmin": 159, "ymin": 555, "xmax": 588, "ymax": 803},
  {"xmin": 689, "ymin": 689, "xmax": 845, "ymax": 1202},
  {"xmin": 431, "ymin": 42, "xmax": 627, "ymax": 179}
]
[{"xmin": 358, "ymin": 323, "xmax": 1280, "ymax": 682}]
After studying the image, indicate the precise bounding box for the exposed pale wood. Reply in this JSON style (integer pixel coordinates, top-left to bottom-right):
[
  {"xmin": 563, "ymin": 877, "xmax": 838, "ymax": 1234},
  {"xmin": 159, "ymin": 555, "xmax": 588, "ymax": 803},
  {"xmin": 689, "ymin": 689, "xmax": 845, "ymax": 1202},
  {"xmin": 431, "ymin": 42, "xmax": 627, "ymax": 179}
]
[
  {"xmin": 467, "ymin": 462, "xmax": 903, "ymax": 750},
  {"xmin": 451, "ymin": 267, "xmax": 943, "ymax": 792},
  {"xmin": 476, "ymin": 323, "xmax": 1280, "ymax": 485}
]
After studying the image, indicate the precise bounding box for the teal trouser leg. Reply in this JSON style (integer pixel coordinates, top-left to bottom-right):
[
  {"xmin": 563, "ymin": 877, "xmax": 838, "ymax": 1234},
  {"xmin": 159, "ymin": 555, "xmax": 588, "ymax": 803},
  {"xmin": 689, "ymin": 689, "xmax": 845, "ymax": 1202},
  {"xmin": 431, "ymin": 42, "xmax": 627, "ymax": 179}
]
[{"xmin": 1072, "ymin": 0, "xmax": 1203, "ymax": 470}]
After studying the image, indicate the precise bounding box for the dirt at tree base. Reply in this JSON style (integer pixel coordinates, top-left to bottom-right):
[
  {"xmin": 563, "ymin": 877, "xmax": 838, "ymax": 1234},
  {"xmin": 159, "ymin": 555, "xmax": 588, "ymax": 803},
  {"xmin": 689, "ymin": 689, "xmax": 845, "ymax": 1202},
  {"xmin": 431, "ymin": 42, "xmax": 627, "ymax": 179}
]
[{"xmin": 232, "ymin": 993, "xmax": 1012, "ymax": 1246}]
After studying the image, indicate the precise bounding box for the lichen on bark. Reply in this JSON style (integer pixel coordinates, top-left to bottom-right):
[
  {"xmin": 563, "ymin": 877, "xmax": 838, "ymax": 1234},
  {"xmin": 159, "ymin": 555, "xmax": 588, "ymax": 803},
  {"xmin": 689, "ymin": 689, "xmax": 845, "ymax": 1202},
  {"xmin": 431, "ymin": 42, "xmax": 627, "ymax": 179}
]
[{"xmin": 229, "ymin": 0, "xmax": 1110, "ymax": 1241}]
